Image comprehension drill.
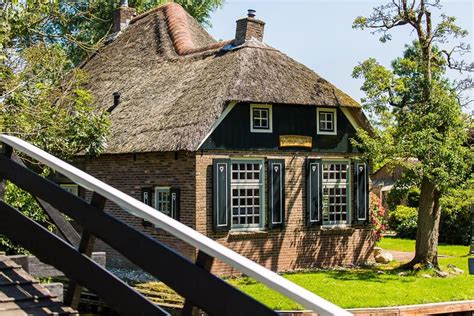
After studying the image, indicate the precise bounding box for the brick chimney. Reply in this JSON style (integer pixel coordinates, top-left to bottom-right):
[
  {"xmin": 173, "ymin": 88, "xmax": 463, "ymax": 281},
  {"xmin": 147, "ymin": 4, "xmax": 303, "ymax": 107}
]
[
  {"xmin": 113, "ymin": 0, "xmax": 136, "ymax": 33},
  {"xmin": 235, "ymin": 9, "xmax": 265, "ymax": 45}
]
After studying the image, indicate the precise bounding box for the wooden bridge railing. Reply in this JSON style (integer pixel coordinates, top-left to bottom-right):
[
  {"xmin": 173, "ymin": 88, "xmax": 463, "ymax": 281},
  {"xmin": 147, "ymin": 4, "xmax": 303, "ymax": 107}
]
[{"xmin": 0, "ymin": 134, "xmax": 351, "ymax": 316}]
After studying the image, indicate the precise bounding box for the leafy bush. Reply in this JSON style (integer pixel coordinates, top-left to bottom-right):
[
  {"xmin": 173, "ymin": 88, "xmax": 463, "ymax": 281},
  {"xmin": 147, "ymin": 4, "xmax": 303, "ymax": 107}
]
[
  {"xmin": 439, "ymin": 178, "xmax": 473, "ymax": 245},
  {"xmin": 369, "ymin": 192, "xmax": 386, "ymax": 241},
  {"xmin": 389, "ymin": 205, "xmax": 418, "ymax": 239},
  {"xmin": 406, "ymin": 187, "xmax": 420, "ymax": 208},
  {"xmin": 0, "ymin": 182, "xmax": 52, "ymax": 254}
]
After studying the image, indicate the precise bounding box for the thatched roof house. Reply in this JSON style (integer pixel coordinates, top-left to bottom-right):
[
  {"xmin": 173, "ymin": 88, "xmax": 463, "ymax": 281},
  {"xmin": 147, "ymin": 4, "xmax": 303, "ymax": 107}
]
[
  {"xmin": 81, "ymin": 3, "xmax": 369, "ymax": 154},
  {"xmin": 77, "ymin": 3, "xmax": 375, "ymax": 274}
]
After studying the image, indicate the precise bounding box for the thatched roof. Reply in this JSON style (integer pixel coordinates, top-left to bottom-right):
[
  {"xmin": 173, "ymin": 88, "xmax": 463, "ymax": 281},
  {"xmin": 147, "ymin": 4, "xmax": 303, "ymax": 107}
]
[{"xmin": 82, "ymin": 3, "xmax": 367, "ymax": 154}]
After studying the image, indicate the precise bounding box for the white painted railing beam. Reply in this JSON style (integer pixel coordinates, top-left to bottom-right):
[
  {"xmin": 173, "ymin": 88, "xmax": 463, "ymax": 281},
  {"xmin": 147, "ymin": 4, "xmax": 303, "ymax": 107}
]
[{"xmin": 0, "ymin": 134, "xmax": 352, "ymax": 316}]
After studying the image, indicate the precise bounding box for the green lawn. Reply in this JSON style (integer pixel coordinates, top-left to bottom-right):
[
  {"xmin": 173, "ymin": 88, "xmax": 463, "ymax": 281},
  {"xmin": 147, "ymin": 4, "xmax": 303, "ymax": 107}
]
[
  {"xmin": 230, "ymin": 237, "xmax": 474, "ymax": 310},
  {"xmin": 377, "ymin": 237, "xmax": 470, "ymax": 258}
]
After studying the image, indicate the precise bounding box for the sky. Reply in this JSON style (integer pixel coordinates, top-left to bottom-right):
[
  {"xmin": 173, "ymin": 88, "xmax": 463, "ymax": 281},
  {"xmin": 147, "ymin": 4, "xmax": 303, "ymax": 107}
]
[{"xmin": 207, "ymin": 0, "xmax": 474, "ymax": 113}]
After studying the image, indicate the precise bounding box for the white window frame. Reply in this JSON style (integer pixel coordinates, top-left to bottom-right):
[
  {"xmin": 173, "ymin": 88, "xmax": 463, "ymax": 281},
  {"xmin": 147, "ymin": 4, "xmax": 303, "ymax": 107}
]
[
  {"xmin": 321, "ymin": 160, "xmax": 351, "ymax": 226},
  {"xmin": 230, "ymin": 159, "xmax": 265, "ymax": 230},
  {"xmin": 60, "ymin": 184, "xmax": 79, "ymax": 196},
  {"xmin": 316, "ymin": 107, "xmax": 337, "ymax": 135},
  {"xmin": 250, "ymin": 104, "xmax": 273, "ymax": 133},
  {"xmin": 155, "ymin": 186, "xmax": 171, "ymax": 216}
]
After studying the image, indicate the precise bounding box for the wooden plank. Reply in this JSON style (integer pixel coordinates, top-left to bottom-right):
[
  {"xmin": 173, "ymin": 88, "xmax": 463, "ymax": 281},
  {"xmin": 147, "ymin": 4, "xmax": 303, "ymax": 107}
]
[
  {"xmin": 0, "ymin": 144, "xmax": 12, "ymax": 199},
  {"xmin": 64, "ymin": 192, "xmax": 106, "ymax": 309},
  {"xmin": 0, "ymin": 156, "xmax": 277, "ymax": 316},
  {"xmin": 10, "ymin": 153, "xmax": 81, "ymax": 247},
  {"xmin": 0, "ymin": 200, "xmax": 168, "ymax": 315},
  {"xmin": 182, "ymin": 250, "xmax": 214, "ymax": 316},
  {"xmin": 349, "ymin": 300, "xmax": 474, "ymax": 315}
]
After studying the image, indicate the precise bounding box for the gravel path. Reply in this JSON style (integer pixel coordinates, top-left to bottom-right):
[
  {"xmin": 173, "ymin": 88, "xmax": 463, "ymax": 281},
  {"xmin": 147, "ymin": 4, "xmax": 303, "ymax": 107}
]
[{"xmin": 389, "ymin": 251, "xmax": 451, "ymax": 262}]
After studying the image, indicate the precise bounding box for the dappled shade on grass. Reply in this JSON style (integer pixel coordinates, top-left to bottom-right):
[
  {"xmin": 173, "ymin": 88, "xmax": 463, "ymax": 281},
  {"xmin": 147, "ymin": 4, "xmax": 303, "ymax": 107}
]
[{"xmin": 229, "ymin": 238, "xmax": 473, "ymax": 310}]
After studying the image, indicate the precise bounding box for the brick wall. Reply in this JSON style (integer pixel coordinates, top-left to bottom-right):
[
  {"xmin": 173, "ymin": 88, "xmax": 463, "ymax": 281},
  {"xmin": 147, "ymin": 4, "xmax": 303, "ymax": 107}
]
[
  {"xmin": 196, "ymin": 151, "xmax": 374, "ymax": 275},
  {"xmin": 235, "ymin": 17, "xmax": 265, "ymax": 45},
  {"xmin": 77, "ymin": 150, "xmax": 374, "ymax": 276},
  {"xmin": 76, "ymin": 151, "xmax": 197, "ymax": 268}
]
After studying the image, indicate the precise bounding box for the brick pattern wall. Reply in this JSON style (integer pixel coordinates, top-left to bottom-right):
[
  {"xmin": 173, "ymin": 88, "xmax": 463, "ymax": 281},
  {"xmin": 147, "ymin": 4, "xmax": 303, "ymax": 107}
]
[
  {"xmin": 235, "ymin": 18, "xmax": 265, "ymax": 45},
  {"xmin": 76, "ymin": 152, "xmax": 197, "ymax": 268},
  {"xmin": 196, "ymin": 151, "xmax": 374, "ymax": 275},
  {"xmin": 77, "ymin": 150, "xmax": 374, "ymax": 276}
]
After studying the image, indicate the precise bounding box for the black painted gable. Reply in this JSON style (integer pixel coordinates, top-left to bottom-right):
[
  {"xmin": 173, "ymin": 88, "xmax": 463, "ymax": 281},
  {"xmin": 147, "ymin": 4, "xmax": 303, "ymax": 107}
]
[{"xmin": 200, "ymin": 103, "xmax": 359, "ymax": 153}]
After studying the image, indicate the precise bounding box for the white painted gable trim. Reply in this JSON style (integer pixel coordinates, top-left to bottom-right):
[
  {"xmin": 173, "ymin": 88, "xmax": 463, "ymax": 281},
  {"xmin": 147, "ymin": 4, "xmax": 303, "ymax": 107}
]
[
  {"xmin": 197, "ymin": 102, "xmax": 362, "ymax": 150},
  {"xmin": 340, "ymin": 107, "xmax": 362, "ymax": 130},
  {"xmin": 197, "ymin": 101, "xmax": 237, "ymax": 150}
]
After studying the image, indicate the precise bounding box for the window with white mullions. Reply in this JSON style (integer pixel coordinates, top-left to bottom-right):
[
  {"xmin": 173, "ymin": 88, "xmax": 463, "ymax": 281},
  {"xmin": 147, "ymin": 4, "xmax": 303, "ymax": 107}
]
[
  {"xmin": 316, "ymin": 108, "xmax": 337, "ymax": 135},
  {"xmin": 253, "ymin": 108, "xmax": 269, "ymax": 129},
  {"xmin": 322, "ymin": 162, "xmax": 350, "ymax": 225},
  {"xmin": 319, "ymin": 112, "xmax": 334, "ymax": 131},
  {"xmin": 155, "ymin": 187, "xmax": 171, "ymax": 216},
  {"xmin": 250, "ymin": 104, "xmax": 272, "ymax": 133},
  {"xmin": 230, "ymin": 161, "xmax": 264, "ymax": 229}
]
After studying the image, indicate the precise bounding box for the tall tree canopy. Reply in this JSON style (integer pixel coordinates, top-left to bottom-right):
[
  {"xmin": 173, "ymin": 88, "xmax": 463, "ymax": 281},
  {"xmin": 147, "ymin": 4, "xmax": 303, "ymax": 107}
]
[
  {"xmin": 0, "ymin": 0, "xmax": 224, "ymax": 253},
  {"xmin": 352, "ymin": 0, "xmax": 472, "ymax": 268},
  {"xmin": 1, "ymin": 0, "xmax": 224, "ymax": 154}
]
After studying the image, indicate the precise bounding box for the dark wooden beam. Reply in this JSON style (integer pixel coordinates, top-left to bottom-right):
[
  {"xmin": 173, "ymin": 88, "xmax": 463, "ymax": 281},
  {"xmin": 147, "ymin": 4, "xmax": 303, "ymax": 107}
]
[
  {"xmin": 0, "ymin": 144, "xmax": 13, "ymax": 199},
  {"xmin": 64, "ymin": 192, "xmax": 106, "ymax": 309},
  {"xmin": 0, "ymin": 155, "xmax": 277, "ymax": 316},
  {"xmin": 0, "ymin": 200, "xmax": 168, "ymax": 315},
  {"xmin": 182, "ymin": 250, "xmax": 215, "ymax": 316},
  {"xmin": 10, "ymin": 153, "xmax": 81, "ymax": 247}
]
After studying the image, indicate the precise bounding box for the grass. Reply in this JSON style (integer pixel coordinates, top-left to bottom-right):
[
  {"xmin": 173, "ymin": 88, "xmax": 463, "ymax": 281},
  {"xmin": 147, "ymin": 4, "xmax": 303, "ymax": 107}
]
[
  {"xmin": 377, "ymin": 237, "xmax": 469, "ymax": 258},
  {"xmin": 229, "ymin": 237, "xmax": 474, "ymax": 310}
]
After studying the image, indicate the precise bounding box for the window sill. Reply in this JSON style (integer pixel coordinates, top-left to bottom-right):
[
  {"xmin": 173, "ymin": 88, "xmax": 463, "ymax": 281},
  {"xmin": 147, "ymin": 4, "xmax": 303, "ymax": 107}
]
[
  {"xmin": 319, "ymin": 226, "xmax": 355, "ymax": 236},
  {"xmin": 227, "ymin": 230, "xmax": 268, "ymax": 241}
]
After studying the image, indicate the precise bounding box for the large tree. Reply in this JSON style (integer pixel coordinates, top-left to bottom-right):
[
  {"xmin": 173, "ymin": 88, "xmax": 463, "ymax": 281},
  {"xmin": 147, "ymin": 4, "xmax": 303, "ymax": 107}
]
[
  {"xmin": 352, "ymin": 0, "xmax": 472, "ymax": 268},
  {"xmin": 0, "ymin": 0, "xmax": 224, "ymax": 253}
]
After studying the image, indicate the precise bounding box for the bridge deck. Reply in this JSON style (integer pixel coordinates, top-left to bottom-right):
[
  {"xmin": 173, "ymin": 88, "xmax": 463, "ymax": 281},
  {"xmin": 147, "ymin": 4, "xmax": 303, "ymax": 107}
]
[{"xmin": 0, "ymin": 255, "xmax": 77, "ymax": 316}]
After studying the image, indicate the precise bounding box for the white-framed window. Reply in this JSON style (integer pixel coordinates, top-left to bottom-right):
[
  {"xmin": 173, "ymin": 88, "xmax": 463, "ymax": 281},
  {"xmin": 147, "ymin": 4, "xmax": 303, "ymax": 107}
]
[
  {"xmin": 155, "ymin": 187, "xmax": 171, "ymax": 216},
  {"xmin": 321, "ymin": 161, "xmax": 350, "ymax": 225},
  {"xmin": 250, "ymin": 104, "xmax": 272, "ymax": 133},
  {"xmin": 60, "ymin": 184, "xmax": 79, "ymax": 196},
  {"xmin": 317, "ymin": 108, "xmax": 337, "ymax": 135},
  {"xmin": 230, "ymin": 160, "xmax": 265, "ymax": 229}
]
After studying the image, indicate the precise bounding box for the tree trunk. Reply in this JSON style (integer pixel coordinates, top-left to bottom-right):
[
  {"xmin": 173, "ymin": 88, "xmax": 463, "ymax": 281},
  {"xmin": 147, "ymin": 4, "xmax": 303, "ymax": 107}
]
[{"xmin": 405, "ymin": 176, "xmax": 441, "ymax": 269}]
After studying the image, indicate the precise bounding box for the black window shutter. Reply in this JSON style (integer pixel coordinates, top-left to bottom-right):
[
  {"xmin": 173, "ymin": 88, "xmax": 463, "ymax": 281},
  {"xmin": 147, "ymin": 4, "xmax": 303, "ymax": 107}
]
[
  {"xmin": 213, "ymin": 159, "xmax": 231, "ymax": 231},
  {"xmin": 170, "ymin": 188, "xmax": 180, "ymax": 221},
  {"xmin": 268, "ymin": 159, "xmax": 285, "ymax": 229},
  {"xmin": 306, "ymin": 159, "xmax": 322, "ymax": 226},
  {"xmin": 141, "ymin": 187, "xmax": 152, "ymax": 206},
  {"xmin": 354, "ymin": 161, "xmax": 369, "ymax": 224},
  {"xmin": 141, "ymin": 187, "xmax": 153, "ymax": 228}
]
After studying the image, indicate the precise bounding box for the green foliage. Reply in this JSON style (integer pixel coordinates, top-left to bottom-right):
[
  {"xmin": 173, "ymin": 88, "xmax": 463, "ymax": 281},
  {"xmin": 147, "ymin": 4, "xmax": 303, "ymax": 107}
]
[
  {"xmin": 389, "ymin": 205, "xmax": 418, "ymax": 239},
  {"xmin": 1, "ymin": 43, "xmax": 111, "ymax": 158},
  {"xmin": 439, "ymin": 175, "xmax": 474, "ymax": 245},
  {"xmin": 352, "ymin": 42, "xmax": 471, "ymax": 194},
  {"xmin": 406, "ymin": 187, "xmax": 420, "ymax": 208},
  {"xmin": 1, "ymin": 0, "xmax": 224, "ymax": 255},
  {"xmin": 1, "ymin": 0, "xmax": 224, "ymax": 65},
  {"xmin": 388, "ymin": 179, "xmax": 472, "ymax": 244},
  {"xmin": 226, "ymin": 239, "xmax": 472, "ymax": 309},
  {"xmin": 0, "ymin": 182, "xmax": 53, "ymax": 254},
  {"xmin": 369, "ymin": 192, "xmax": 386, "ymax": 241}
]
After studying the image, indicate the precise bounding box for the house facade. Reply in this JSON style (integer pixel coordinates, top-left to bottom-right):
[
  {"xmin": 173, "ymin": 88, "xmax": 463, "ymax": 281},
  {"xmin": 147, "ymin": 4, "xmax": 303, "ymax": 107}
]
[{"xmin": 72, "ymin": 3, "xmax": 375, "ymax": 275}]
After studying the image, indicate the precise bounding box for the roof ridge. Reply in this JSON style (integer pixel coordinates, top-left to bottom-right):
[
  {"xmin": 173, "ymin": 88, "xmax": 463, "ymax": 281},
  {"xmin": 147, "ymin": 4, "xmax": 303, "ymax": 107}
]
[
  {"xmin": 163, "ymin": 3, "xmax": 230, "ymax": 55},
  {"xmin": 131, "ymin": 2, "xmax": 230, "ymax": 56}
]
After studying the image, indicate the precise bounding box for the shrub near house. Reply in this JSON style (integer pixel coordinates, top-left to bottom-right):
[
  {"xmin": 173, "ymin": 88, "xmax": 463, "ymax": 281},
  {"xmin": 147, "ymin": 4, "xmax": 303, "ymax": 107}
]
[
  {"xmin": 72, "ymin": 3, "xmax": 375, "ymax": 274},
  {"xmin": 388, "ymin": 186, "xmax": 472, "ymax": 245}
]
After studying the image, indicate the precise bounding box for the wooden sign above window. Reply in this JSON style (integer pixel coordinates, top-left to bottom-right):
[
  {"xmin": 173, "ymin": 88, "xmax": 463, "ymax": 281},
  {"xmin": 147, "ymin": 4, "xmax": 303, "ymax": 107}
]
[{"xmin": 279, "ymin": 135, "xmax": 312, "ymax": 149}]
